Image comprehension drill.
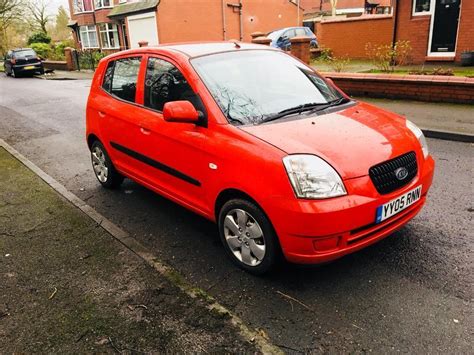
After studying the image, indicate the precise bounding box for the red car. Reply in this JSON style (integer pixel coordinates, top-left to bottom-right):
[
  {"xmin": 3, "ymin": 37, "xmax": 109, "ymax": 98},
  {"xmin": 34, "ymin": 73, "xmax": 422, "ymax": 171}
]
[{"xmin": 86, "ymin": 43, "xmax": 434, "ymax": 274}]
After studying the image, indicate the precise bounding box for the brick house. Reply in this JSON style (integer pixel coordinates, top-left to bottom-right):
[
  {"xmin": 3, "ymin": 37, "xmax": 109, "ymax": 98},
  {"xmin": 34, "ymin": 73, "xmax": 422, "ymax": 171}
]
[
  {"xmin": 67, "ymin": 0, "xmax": 300, "ymax": 52},
  {"xmin": 393, "ymin": 0, "xmax": 473, "ymax": 63},
  {"xmin": 301, "ymin": 0, "xmax": 392, "ymax": 16},
  {"xmin": 314, "ymin": 0, "xmax": 472, "ymax": 64}
]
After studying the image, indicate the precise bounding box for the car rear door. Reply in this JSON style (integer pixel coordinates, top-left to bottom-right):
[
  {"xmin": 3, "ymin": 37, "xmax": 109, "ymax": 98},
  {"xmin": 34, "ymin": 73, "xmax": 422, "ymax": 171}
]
[{"xmin": 91, "ymin": 55, "xmax": 149, "ymax": 181}]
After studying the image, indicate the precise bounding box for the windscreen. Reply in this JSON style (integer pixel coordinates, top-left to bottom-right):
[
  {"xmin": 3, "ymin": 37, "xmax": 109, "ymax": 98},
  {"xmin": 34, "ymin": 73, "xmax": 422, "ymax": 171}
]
[
  {"xmin": 13, "ymin": 49, "xmax": 37, "ymax": 59},
  {"xmin": 192, "ymin": 50, "xmax": 342, "ymax": 125}
]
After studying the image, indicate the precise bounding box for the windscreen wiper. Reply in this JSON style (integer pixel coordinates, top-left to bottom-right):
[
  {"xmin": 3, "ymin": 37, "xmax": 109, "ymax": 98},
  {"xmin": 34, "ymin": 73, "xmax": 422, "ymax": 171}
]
[
  {"xmin": 259, "ymin": 102, "xmax": 329, "ymax": 124},
  {"xmin": 259, "ymin": 98, "xmax": 351, "ymax": 125},
  {"xmin": 306, "ymin": 97, "xmax": 351, "ymax": 114}
]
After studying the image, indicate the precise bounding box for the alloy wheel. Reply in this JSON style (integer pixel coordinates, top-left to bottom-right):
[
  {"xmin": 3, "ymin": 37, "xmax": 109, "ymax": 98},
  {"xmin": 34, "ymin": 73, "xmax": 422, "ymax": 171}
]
[
  {"xmin": 223, "ymin": 209, "xmax": 266, "ymax": 266},
  {"xmin": 91, "ymin": 146, "xmax": 109, "ymax": 183}
]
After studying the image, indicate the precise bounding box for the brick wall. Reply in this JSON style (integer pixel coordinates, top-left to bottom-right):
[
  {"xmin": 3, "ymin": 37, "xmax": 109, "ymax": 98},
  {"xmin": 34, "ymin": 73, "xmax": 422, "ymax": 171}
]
[
  {"xmin": 316, "ymin": 15, "xmax": 393, "ymax": 58},
  {"xmin": 456, "ymin": 0, "xmax": 474, "ymax": 61},
  {"xmin": 323, "ymin": 72, "xmax": 474, "ymax": 104},
  {"xmin": 395, "ymin": 0, "xmax": 433, "ymax": 64},
  {"xmin": 157, "ymin": 0, "xmax": 299, "ymax": 43}
]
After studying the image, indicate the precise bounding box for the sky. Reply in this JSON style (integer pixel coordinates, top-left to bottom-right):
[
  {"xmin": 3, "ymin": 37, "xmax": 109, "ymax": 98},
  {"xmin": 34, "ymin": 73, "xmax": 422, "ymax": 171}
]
[{"xmin": 47, "ymin": 0, "xmax": 70, "ymax": 16}]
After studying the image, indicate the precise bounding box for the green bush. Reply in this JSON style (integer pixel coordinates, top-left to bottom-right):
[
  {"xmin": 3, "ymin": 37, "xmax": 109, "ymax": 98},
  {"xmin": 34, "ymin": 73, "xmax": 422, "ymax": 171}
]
[
  {"xmin": 27, "ymin": 32, "xmax": 51, "ymax": 45},
  {"xmin": 30, "ymin": 42, "xmax": 52, "ymax": 59}
]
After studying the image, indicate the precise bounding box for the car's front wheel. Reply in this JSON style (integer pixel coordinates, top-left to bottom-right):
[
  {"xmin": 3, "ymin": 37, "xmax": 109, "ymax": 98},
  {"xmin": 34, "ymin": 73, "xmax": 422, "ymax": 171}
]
[
  {"xmin": 218, "ymin": 199, "xmax": 281, "ymax": 275},
  {"xmin": 91, "ymin": 141, "xmax": 123, "ymax": 189}
]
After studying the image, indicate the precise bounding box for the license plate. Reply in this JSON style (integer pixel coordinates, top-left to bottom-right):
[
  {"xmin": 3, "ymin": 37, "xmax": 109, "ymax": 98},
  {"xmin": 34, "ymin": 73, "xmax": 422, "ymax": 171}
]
[
  {"xmin": 376, "ymin": 185, "xmax": 422, "ymax": 223},
  {"xmin": 24, "ymin": 66, "xmax": 35, "ymax": 70}
]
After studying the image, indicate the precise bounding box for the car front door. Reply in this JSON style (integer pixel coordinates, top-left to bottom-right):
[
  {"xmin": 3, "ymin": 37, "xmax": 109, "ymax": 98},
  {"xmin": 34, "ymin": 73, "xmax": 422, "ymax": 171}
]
[{"xmin": 132, "ymin": 55, "xmax": 214, "ymax": 215}]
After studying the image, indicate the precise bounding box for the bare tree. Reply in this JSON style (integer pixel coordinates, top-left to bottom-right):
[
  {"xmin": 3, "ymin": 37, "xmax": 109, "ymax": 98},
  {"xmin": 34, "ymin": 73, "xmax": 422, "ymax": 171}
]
[
  {"xmin": 329, "ymin": 0, "xmax": 338, "ymax": 17},
  {"xmin": 27, "ymin": 0, "xmax": 50, "ymax": 33},
  {"xmin": 0, "ymin": 0, "xmax": 24, "ymax": 53},
  {"xmin": 0, "ymin": 0, "xmax": 23, "ymax": 28}
]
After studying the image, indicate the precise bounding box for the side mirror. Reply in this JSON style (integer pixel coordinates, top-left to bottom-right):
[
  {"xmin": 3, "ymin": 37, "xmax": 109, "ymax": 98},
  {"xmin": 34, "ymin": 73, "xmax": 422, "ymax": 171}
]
[{"xmin": 163, "ymin": 100, "xmax": 199, "ymax": 123}]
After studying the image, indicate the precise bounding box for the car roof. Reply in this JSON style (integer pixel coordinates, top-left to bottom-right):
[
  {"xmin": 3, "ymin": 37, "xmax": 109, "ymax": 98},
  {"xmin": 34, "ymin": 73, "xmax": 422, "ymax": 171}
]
[
  {"xmin": 12, "ymin": 48, "xmax": 34, "ymax": 52},
  {"xmin": 106, "ymin": 42, "xmax": 278, "ymax": 60}
]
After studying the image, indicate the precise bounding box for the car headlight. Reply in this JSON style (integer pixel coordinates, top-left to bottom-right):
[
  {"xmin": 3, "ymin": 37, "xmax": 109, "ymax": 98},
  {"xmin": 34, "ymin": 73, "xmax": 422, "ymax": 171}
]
[
  {"xmin": 406, "ymin": 120, "xmax": 429, "ymax": 158},
  {"xmin": 283, "ymin": 155, "xmax": 346, "ymax": 199}
]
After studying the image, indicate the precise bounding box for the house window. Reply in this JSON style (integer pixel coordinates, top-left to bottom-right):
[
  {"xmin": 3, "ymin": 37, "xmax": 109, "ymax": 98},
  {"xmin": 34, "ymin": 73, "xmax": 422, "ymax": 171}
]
[
  {"xmin": 413, "ymin": 0, "xmax": 432, "ymax": 15},
  {"xmin": 99, "ymin": 23, "xmax": 120, "ymax": 49},
  {"xmin": 73, "ymin": 0, "xmax": 93, "ymax": 13},
  {"xmin": 95, "ymin": 0, "xmax": 112, "ymax": 9},
  {"xmin": 79, "ymin": 25, "xmax": 99, "ymax": 49}
]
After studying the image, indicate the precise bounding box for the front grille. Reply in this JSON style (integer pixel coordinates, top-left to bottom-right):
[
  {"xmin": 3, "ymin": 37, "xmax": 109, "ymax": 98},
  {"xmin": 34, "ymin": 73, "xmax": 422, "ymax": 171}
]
[{"xmin": 369, "ymin": 151, "xmax": 417, "ymax": 194}]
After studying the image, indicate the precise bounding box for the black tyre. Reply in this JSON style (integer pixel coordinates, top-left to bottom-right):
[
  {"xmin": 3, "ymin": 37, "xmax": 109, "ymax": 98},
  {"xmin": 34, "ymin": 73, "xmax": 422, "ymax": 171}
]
[
  {"xmin": 218, "ymin": 198, "xmax": 281, "ymax": 275},
  {"xmin": 90, "ymin": 140, "xmax": 124, "ymax": 189}
]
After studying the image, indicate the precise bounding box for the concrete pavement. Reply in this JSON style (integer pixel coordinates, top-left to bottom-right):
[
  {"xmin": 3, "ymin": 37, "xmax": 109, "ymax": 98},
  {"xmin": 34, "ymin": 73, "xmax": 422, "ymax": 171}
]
[
  {"xmin": 1, "ymin": 75, "xmax": 473, "ymax": 353},
  {"xmin": 357, "ymin": 97, "xmax": 474, "ymax": 142}
]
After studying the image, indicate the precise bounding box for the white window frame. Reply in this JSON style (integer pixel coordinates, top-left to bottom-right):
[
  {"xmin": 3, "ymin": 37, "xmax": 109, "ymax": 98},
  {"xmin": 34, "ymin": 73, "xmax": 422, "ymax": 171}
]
[
  {"xmin": 95, "ymin": 0, "xmax": 113, "ymax": 10},
  {"xmin": 79, "ymin": 25, "xmax": 99, "ymax": 49},
  {"xmin": 99, "ymin": 23, "xmax": 120, "ymax": 49},
  {"xmin": 412, "ymin": 0, "xmax": 433, "ymax": 16},
  {"xmin": 73, "ymin": 0, "xmax": 94, "ymax": 14}
]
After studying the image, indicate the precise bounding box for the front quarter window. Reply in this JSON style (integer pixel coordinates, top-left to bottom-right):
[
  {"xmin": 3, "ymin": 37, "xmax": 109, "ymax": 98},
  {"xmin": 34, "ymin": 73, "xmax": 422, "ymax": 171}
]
[{"xmin": 192, "ymin": 50, "xmax": 343, "ymax": 126}]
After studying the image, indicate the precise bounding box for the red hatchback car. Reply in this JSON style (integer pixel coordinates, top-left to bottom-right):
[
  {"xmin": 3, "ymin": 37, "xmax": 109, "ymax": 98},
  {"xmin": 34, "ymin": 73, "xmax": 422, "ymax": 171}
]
[{"xmin": 86, "ymin": 42, "xmax": 434, "ymax": 274}]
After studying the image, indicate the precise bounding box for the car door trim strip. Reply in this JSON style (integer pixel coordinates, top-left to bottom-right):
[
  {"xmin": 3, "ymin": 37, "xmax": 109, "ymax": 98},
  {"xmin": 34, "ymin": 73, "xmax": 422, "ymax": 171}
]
[{"xmin": 110, "ymin": 142, "xmax": 201, "ymax": 187}]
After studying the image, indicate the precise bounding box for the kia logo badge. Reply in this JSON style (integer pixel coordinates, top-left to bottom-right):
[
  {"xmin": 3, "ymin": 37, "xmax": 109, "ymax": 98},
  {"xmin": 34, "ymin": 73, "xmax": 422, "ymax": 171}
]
[{"xmin": 395, "ymin": 167, "xmax": 409, "ymax": 180}]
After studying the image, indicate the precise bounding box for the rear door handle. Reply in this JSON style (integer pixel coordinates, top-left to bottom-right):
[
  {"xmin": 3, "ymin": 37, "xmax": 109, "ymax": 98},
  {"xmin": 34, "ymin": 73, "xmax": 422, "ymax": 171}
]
[
  {"xmin": 140, "ymin": 127, "xmax": 151, "ymax": 135},
  {"xmin": 98, "ymin": 111, "xmax": 106, "ymax": 118}
]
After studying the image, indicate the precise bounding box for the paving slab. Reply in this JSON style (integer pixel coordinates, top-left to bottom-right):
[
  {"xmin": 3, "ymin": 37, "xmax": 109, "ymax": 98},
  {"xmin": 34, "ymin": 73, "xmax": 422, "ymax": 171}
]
[{"xmin": 355, "ymin": 97, "xmax": 474, "ymax": 138}]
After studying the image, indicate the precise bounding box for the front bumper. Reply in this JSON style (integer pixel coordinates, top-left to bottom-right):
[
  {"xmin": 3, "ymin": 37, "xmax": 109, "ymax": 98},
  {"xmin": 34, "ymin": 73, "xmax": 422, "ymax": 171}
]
[{"xmin": 265, "ymin": 155, "xmax": 435, "ymax": 264}]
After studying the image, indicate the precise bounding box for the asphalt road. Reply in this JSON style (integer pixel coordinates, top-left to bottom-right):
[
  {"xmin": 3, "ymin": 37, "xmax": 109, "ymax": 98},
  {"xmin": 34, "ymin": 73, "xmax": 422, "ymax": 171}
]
[{"xmin": 1, "ymin": 76, "xmax": 472, "ymax": 353}]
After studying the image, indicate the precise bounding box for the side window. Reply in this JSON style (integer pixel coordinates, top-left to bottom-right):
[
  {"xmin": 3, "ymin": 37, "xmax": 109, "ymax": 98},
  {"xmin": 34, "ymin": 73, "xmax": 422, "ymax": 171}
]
[
  {"xmin": 285, "ymin": 29, "xmax": 296, "ymax": 39},
  {"xmin": 295, "ymin": 28, "xmax": 306, "ymax": 36},
  {"xmin": 102, "ymin": 60, "xmax": 114, "ymax": 92},
  {"xmin": 144, "ymin": 57, "xmax": 198, "ymax": 111},
  {"xmin": 108, "ymin": 57, "xmax": 141, "ymax": 102}
]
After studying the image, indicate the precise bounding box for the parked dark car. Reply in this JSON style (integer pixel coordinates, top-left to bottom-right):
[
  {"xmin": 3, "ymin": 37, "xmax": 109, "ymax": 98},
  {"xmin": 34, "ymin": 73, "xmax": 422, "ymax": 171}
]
[
  {"xmin": 4, "ymin": 48, "xmax": 44, "ymax": 77},
  {"xmin": 267, "ymin": 27, "xmax": 318, "ymax": 50}
]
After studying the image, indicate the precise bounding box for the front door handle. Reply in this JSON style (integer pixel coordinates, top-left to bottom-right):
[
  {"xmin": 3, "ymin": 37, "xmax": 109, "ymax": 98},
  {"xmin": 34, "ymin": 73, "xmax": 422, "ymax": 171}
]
[
  {"xmin": 98, "ymin": 111, "xmax": 106, "ymax": 118},
  {"xmin": 140, "ymin": 127, "xmax": 151, "ymax": 135}
]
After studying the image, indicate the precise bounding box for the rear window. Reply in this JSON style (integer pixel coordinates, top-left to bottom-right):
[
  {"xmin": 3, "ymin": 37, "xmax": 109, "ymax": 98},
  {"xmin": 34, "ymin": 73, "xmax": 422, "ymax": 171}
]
[
  {"xmin": 102, "ymin": 57, "xmax": 142, "ymax": 103},
  {"xmin": 13, "ymin": 49, "xmax": 36, "ymax": 59}
]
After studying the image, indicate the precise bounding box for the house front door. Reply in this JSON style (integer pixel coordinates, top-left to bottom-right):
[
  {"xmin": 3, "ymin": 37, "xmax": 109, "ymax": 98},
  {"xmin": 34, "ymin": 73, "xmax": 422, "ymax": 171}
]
[{"xmin": 430, "ymin": 0, "xmax": 461, "ymax": 54}]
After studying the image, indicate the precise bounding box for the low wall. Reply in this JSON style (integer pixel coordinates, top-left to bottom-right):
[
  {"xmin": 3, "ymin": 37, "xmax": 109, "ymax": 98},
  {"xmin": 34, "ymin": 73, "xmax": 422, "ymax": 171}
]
[
  {"xmin": 43, "ymin": 60, "xmax": 68, "ymax": 71},
  {"xmin": 323, "ymin": 72, "xmax": 474, "ymax": 105},
  {"xmin": 316, "ymin": 15, "xmax": 393, "ymax": 59}
]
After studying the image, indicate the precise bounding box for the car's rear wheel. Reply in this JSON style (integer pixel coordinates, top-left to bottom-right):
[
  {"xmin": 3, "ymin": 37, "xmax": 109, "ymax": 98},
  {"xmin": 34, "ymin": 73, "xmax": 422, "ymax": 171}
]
[
  {"xmin": 91, "ymin": 141, "xmax": 123, "ymax": 189},
  {"xmin": 218, "ymin": 199, "xmax": 280, "ymax": 275}
]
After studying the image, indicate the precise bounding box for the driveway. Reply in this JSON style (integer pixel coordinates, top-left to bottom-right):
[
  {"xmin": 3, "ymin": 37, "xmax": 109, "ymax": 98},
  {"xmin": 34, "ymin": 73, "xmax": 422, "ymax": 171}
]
[{"xmin": 0, "ymin": 76, "xmax": 472, "ymax": 353}]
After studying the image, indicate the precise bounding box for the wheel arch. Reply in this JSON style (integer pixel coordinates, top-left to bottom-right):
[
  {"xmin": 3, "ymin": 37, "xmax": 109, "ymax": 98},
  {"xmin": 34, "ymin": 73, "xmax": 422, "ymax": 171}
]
[
  {"xmin": 87, "ymin": 133, "xmax": 100, "ymax": 150},
  {"xmin": 214, "ymin": 188, "xmax": 269, "ymax": 224}
]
